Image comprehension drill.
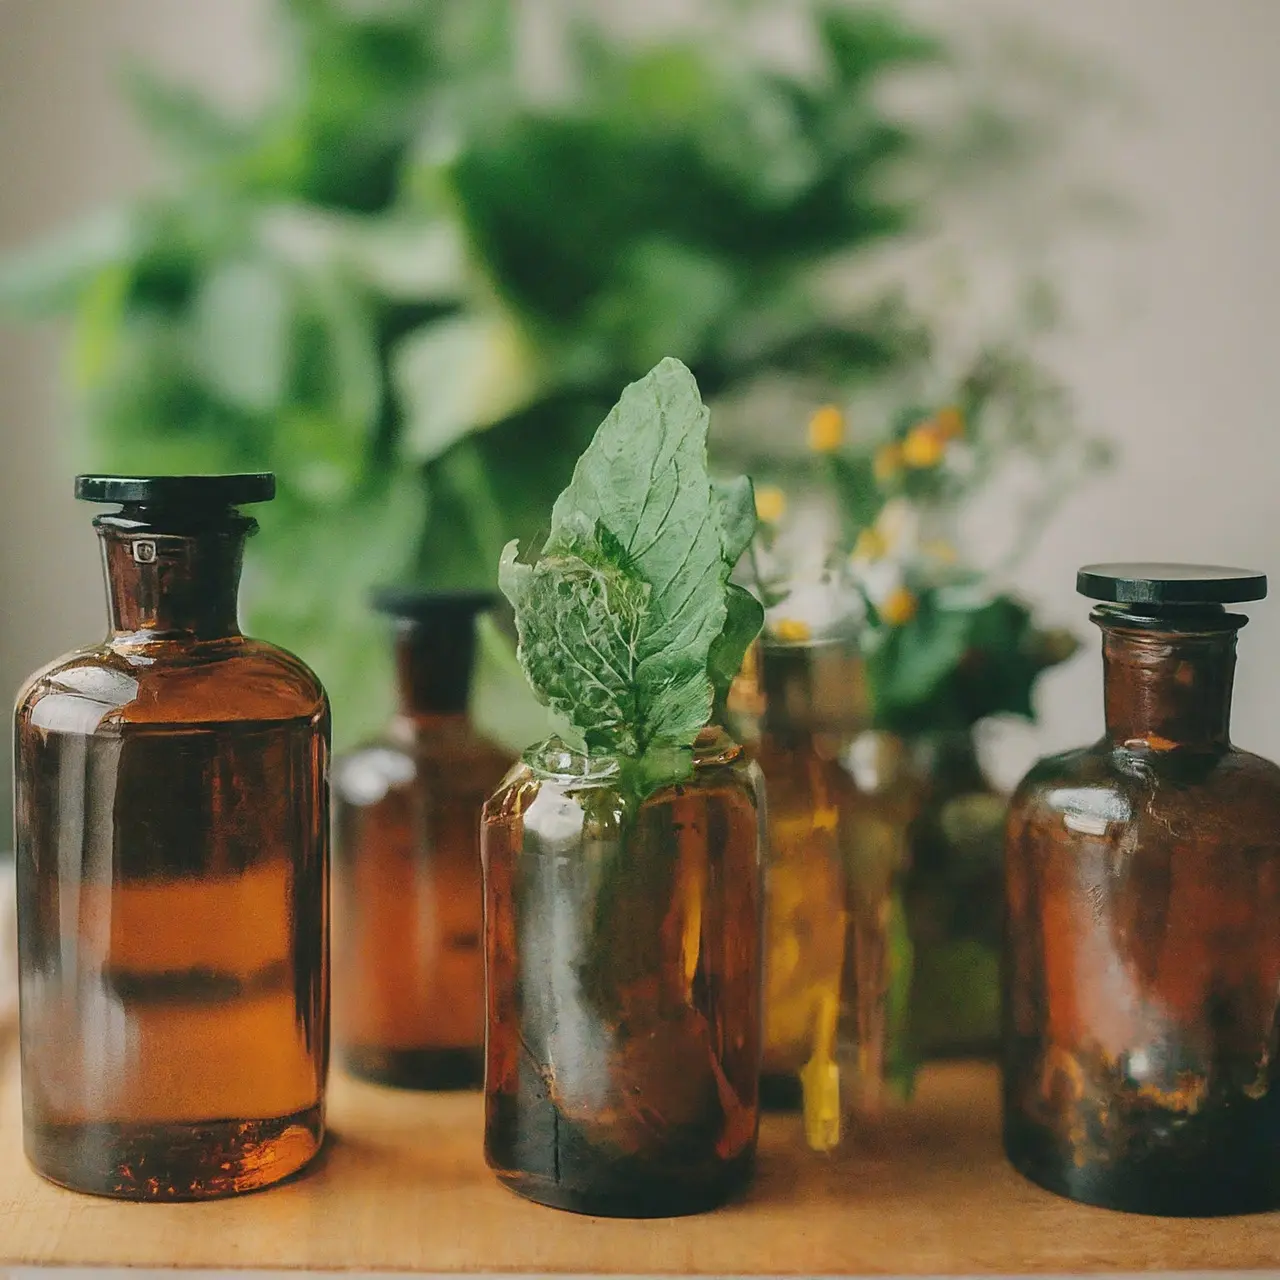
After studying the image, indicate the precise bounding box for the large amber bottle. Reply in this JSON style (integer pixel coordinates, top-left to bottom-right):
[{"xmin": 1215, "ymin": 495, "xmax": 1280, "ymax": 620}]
[
  {"xmin": 14, "ymin": 474, "xmax": 329, "ymax": 1200},
  {"xmin": 481, "ymin": 728, "xmax": 764, "ymax": 1216},
  {"xmin": 334, "ymin": 590, "xmax": 509, "ymax": 1089},
  {"xmin": 1004, "ymin": 563, "xmax": 1280, "ymax": 1215}
]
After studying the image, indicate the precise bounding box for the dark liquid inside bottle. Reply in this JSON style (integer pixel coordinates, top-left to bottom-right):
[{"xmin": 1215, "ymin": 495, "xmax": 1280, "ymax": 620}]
[
  {"xmin": 482, "ymin": 732, "xmax": 763, "ymax": 1217},
  {"xmin": 15, "ymin": 477, "xmax": 329, "ymax": 1199}
]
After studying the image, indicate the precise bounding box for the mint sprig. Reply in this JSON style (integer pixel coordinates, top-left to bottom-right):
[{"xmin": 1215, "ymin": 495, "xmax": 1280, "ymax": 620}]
[{"xmin": 499, "ymin": 357, "xmax": 762, "ymax": 788}]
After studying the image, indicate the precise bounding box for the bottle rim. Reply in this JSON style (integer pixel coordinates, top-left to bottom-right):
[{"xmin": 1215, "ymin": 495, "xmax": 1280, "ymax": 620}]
[
  {"xmin": 75, "ymin": 474, "xmax": 275, "ymax": 507},
  {"xmin": 520, "ymin": 727, "xmax": 740, "ymax": 781}
]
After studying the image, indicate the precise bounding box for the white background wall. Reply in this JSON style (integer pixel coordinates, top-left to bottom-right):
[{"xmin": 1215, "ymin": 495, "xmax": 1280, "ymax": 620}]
[{"xmin": 2, "ymin": 0, "xmax": 1279, "ymax": 829}]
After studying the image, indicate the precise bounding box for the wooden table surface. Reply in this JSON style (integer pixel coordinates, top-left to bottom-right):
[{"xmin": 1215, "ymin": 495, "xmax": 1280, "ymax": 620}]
[{"xmin": 1, "ymin": 1051, "xmax": 1277, "ymax": 1275}]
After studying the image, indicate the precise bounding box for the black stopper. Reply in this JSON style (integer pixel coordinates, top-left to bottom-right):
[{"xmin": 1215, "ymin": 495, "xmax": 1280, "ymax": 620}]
[
  {"xmin": 1077, "ymin": 563, "xmax": 1267, "ymax": 606},
  {"xmin": 372, "ymin": 588, "xmax": 498, "ymax": 625},
  {"xmin": 75, "ymin": 474, "xmax": 276, "ymax": 506},
  {"xmin": 374, "ymin": 588, "xmax": 499, "ymax": 715}
]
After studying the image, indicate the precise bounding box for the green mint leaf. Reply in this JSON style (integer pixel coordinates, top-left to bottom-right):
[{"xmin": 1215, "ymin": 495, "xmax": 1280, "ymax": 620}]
[
  {"xmin": 708, "ymin": 582, "xmax": 765, "ymax": 703},
  {"xmin": 547, "ymin": 357, "xmax": 725, "ymax": 674},
  {"xmin": 712, "ymin": 475, "xmax": 757, "ymax": 568},
  {"xmin": 498, "ymin": 539, "xmax": 650, "ymax": 754},
  {"xmin": 501, "ymin": 357, "xmax": 762, "ymax": 760},
  {"xmin": 707, "ymin": 476, "xmax": 763, "ymax": 702}
]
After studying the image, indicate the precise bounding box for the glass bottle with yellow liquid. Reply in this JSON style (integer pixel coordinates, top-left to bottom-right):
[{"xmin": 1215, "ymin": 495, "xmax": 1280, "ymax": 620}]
[{"xmin": 755, "ymin": 640, "xmax": 915, "ymax": 1150}]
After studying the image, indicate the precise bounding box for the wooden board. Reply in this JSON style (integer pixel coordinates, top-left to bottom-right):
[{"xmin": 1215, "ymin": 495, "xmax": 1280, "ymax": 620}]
[{"xmin": 0, "ymin": 1052, "xmax": 1277, "ymax": 1274}]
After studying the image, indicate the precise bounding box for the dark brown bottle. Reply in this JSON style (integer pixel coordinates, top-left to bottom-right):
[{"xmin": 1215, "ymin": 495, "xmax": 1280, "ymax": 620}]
[
  {"xmin": 334, "ymin": 590, "xmax": 510, "ymax": 1089},
  {"xmin": 14, "ymin": 475, "xmax": 329, "ymax": 1200},
  {"xmin": 481, "ymin": 728, "xmax": 764, "ymax": 1217},
  {"xmin": 1004, "ymin": 563, "xmax": 1280, "ymax": 1216}
]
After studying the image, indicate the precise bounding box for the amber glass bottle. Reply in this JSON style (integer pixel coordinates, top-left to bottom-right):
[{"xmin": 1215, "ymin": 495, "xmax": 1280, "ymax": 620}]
[
  {"xmin": 334, "ymin": 590, "xmax": 509, "ymax": 1089},
  {"xmin": 756, "ymin": 641, "xmax": 914, "ymax": 1149},
  {"xmin": 14, "ymin": 475, "xmax": 329, "ymax": 1200},
  {"xmin": 1004, "ymin": 563, "xmax": 1280, "ymax": 1216},
  {"xmin": 757, "ymin": 642, "xmax": 855, "ymax": 1124},
  {"xmin": 481, "ymin": 729, "xmax": 764, "ymax": 1216}
]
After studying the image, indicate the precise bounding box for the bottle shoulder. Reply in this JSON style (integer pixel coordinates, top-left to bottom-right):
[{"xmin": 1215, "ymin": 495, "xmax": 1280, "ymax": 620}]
[
  {"xmin": 334, "ymin": 742, "xmax": 417, "ymax": 808},
  {"xmin": 16, "ymin": 636, "xmax": 328, "ymax": 735},
  {"xmin": 335, "ymin": 722, "xmax": 511, "ymax": 809},
  {"xmin": 1009, "ymin": 739, "xmax": 1280, "ymax": 838},
  {"xmin": 1012, "ymin": 741, "xmax": 1110, "ymax": 799}
]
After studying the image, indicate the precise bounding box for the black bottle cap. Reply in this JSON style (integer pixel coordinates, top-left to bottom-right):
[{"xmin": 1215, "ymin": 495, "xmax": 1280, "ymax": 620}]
[
  {"xmin": 75, "ymin": 474, "xmax": 276, "ymax": 506},
  {"xmin": 374, "ymin": 588, "xmax": 500, "ymax": 714},
  {"xmin": 371, "ymin": 587, "xmax": 498, "ymax": 623},
  {"xmin": 1077, "ymin": 563, "xmax": 1267, "ymax": 606}
]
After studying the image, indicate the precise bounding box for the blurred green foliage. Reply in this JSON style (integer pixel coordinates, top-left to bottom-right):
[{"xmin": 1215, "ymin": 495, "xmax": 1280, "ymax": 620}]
[{"xmin": 0, "ymin": 0, "xmax": 1098, "ymax": 749}]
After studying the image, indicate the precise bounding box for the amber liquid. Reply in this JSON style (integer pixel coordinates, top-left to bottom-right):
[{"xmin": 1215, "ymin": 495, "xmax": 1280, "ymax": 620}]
[
  {"xmin": 758, "ymin": 742, "xmax": 848, "ymax": 1113},
  {"xmin": 335, "ymin": 719, "xmax": 508, "ymax": 1089},
  {"xmin": 17, "ymin": 713, "xmax": 327, "ymax": 1199},
  {"xmin": 483, "ymin": 744, "xmax": 763, "ymax": 1217}
]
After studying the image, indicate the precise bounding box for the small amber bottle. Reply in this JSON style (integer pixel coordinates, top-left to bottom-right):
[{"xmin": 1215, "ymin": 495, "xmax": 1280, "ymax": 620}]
[
  {"xmin": 757, "ymin": 641, "xmax": 857, "ymax": 1123},
  {"xmin": 481, "ymin": 728, "xmax": 765, "ymax": 1216},
  {"xmin": 14, "ymin": 475, "xmax": 329, "ymax": 1200},
  {"xmin": 756, "ymin": 641, "xmax": 914, "ymax": 1149},
  {"xmin": 1004, "ymin": 563, "xmax": 1280, "ymax": 1216},
  {"xmin": 334, "ymin": 590, "xmax": 509, "ymax": 1089}
]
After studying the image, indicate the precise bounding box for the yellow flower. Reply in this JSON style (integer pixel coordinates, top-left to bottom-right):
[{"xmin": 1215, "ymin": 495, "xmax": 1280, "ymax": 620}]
[
  {"xmin": 807, "ymin": 404, "xmax": 845, "ymax": 453},
  {"xmin": 754, "ymin": 484, "xmax": 787, "ymax": 525},
  {"xmin": 935, "ymin": 404, "xmax": 965, "ymax": 440},
  {"xmin": 772, "ymin": 618, "xmax": 812, "ymax": 644},
  {"xmin": 880, "ymin": 587, "xmax": 918, "ymax": 627},
  {"xmin": 921, "ymin": 538, "xmax": 958, "ymax": 565},
  {"xmin": 902, "ymin": 422, "xmax": 946, "ymax": 469},
  {"xmin": 873, "ymin": 442, "xmax": 903, "ymax": 483},
  {"xmin": 851, "ymin": 526, "xmax": 887, "ymax": 562}
]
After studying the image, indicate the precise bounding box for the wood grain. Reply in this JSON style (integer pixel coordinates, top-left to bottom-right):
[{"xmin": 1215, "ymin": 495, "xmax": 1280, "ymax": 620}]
[{"xmin": 1, "ymin": 1053, "xmax": 1277, "ymax": 1273}]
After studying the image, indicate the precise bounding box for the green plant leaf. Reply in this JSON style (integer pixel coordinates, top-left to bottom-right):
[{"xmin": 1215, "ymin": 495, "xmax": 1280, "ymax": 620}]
[
  {"xmin": 545, "ymin": 359, "xmax": 727, "ymax": 694},
  {"xmin": 393, "ymin": 311, "xmax": 538, "ymax": 463},
  {"xmin": 501, "ymin": 358, "xmax": 759, "ymax": 766},
  {"xmin": 826, "ymin": 453, "xmax": 881, "ymax": 543},
  {"xmin": 499, "ymin": 539, "xmax": 656, "ymax": 755},
  {"xmin": 817, "ymin": 5, "xmax": 943, "ymax": 88},
  {"xmin": 866, "ymin": 598, "xmax": 973, "ymax": 727},
  {"xmin": 712, "ymin": 474, "xmax": 757, "ymax": 567},
  {"xmin": 708, "ymin": 475, "xmax": 763, "ymax": 699},
  {"xmin": 708, "ymin": 582, "xmax": 765, "ymax": 702}
]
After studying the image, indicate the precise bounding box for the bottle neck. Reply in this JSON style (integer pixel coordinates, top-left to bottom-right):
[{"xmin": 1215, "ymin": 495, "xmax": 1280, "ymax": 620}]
[
  {"xmin": 759, "ymin": 643, "xmax": 861, "ymax": 746},
  {"xmin": 97, "ymin": 508, "xmax": 251, "ymax": 642},
  {"xmin": 393, "ymin": 617, "xmax": 479, "ymax": 719},
  {"xmin": 1098, "ymin": 611, "xmax": 1241, "ymax": 752}
]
